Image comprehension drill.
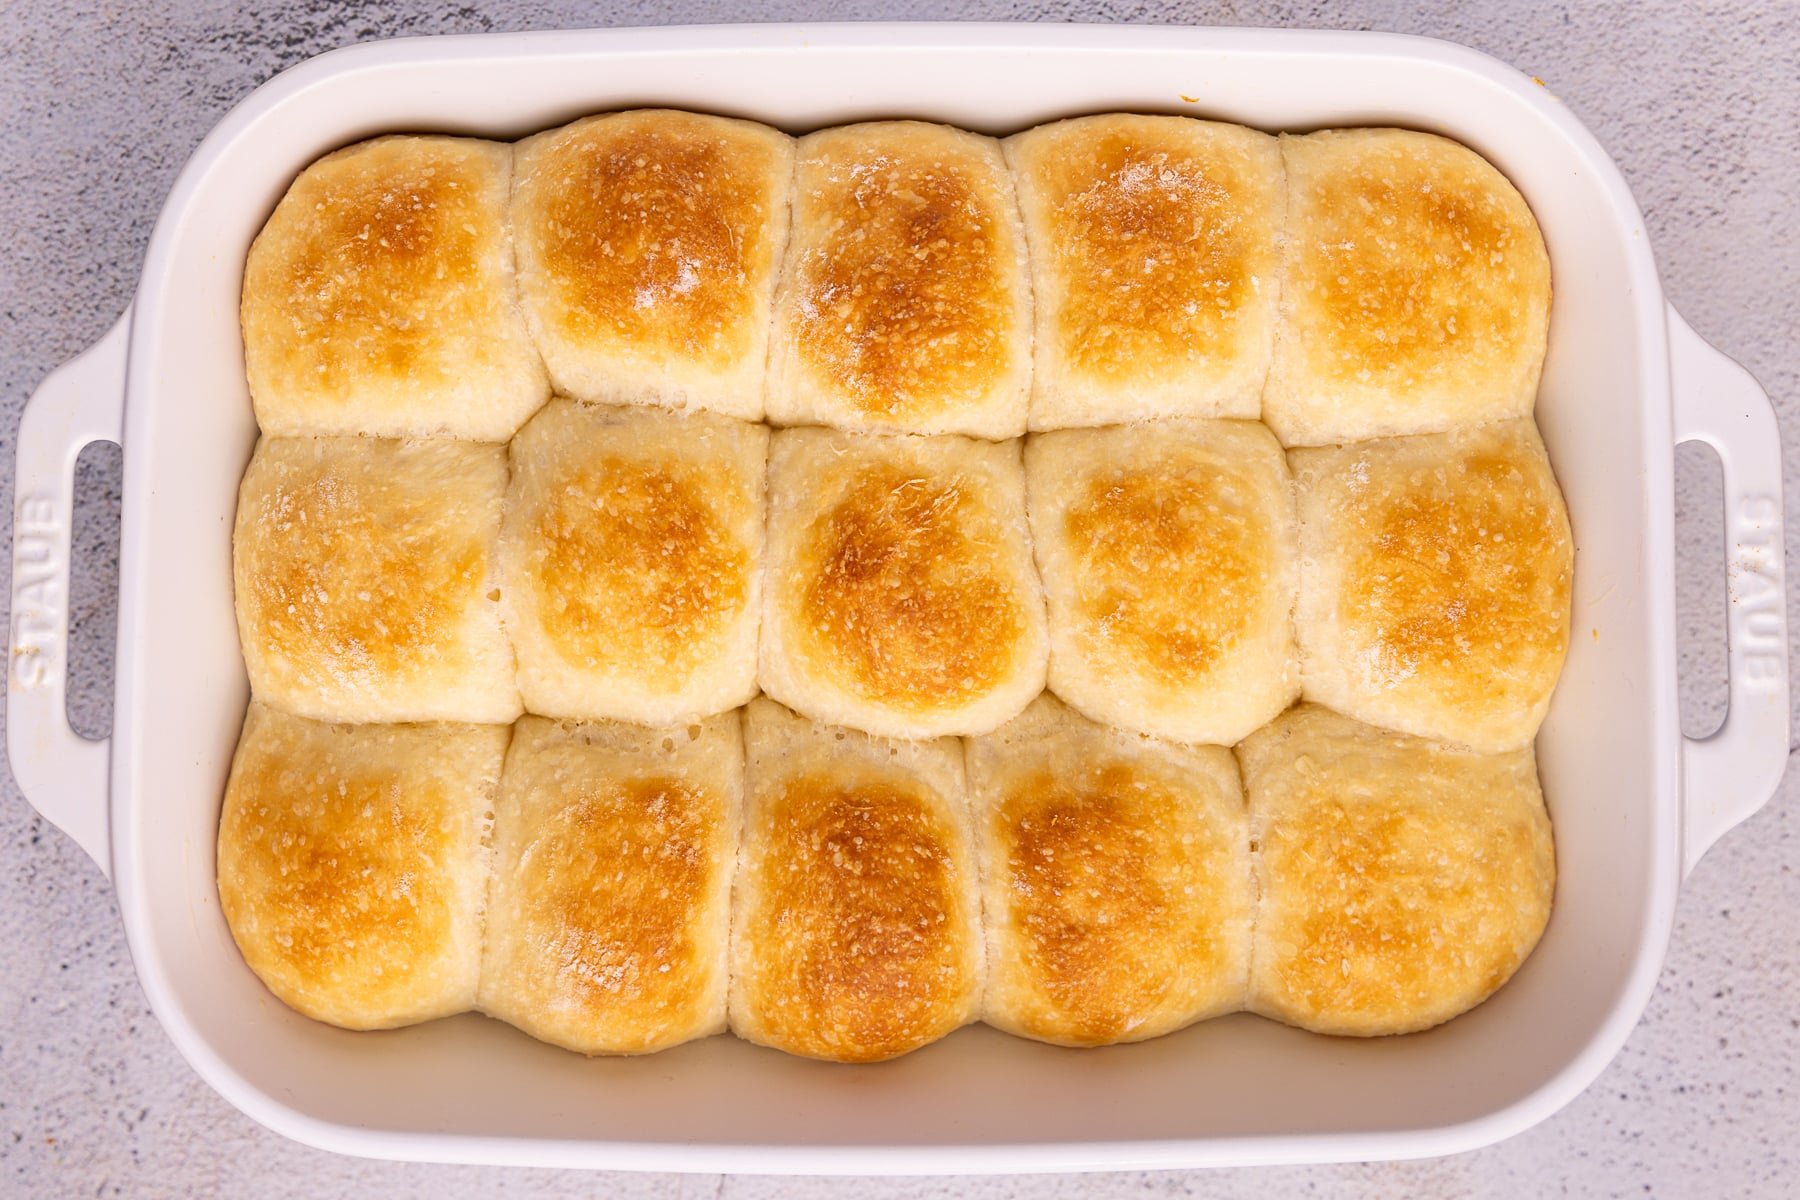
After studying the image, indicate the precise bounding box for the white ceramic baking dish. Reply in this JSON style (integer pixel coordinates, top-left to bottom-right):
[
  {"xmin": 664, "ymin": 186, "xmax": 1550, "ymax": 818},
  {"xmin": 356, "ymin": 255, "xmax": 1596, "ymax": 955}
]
[{"xmin": 7, "ymin": 23, "xmax": 1790, "ymax": 1174}]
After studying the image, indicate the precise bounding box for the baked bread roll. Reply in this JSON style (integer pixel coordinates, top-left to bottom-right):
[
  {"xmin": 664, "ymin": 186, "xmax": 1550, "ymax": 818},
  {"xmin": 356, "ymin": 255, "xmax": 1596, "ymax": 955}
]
[
  {"xmin": 767, "ymin": 121, "xmax": 1031, "ymax": 439},
  {"xmin": 730, "ymin": 698, "xmax": 981, "ymax": 1062},
  {"xmin": 1264, "ymin": 128, "xmax": 1552, "ymax": 446},
  {"xmin": 479, "ymin": 714, "xmax": 741, "ymax": 1055},
  {"xmin": 511, "ymin": 110, "xmax": 793, "ymax": 421},
  {"xmin": 1237, "ymin": 705, "xmax": 1555, "ymax": 1036},
  {"xmin": 499, "ymin": 399, "xmax": 766, "ymax": 724},
  {"xmin": 234, "ymin": 437, "xmax": 519, "ymax": 724},
  {"xmin": 967, "ymin": 696, "xmax": 1251, "ymax": 1046},
  {"xmin": 1025, "ymin": 418, "xmax": 1298, "ymax": 744},
  {"xmin": 217, "ymin": 703, "xmax": 505, "ymax": 1030},
  {"xmin": 1292, "ymin": 418, "xmax": 1573, "ymax": 753},
  {"xmin": 1005, "ymin": 115, "xmax": 1283, "ymax": 430},
  {"xmin": 760, "ymin": 428, "xmax": 1048, "ymax": 739},
  {"xmin": 241, "ymin": 136, "xmax": 547, "ymax": 441}
]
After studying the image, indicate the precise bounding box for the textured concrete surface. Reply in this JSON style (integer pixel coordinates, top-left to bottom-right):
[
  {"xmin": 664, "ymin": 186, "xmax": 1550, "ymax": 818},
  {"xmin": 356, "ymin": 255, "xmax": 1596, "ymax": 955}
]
[{"xmin": 2, "ymin": 1, "xmax": 1796, "ymax": 1196}]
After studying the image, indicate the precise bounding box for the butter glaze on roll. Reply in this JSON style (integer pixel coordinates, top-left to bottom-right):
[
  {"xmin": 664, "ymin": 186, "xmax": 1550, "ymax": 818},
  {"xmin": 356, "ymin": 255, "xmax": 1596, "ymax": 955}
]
[
  {"xmin": 479, "ymin": 714, "xmax": 740, "ymax": 1055},
  {"xmin": 1238, "ymin": 705, "xmax": 1554, "ymax": 1037},
  {"xmin": 1292, "ymin": 418, "xmax": 1573, "ymax": 753},
  {"xmin": 730, "ymin": 698, "xmax": 982, "ymax": 1063},
  {"xmin": 767, "ymin": 121, "xmax": 1032, "ymax": 439},
  {"xmin": 511, "ymin": 110, "xmax": 793, "ymax": 421},
  {"xmin": 759, "ymin": 428, "xmax": 1048, "ymax": 739},
  {"xmin": 1025, "ymin": 418, "xmax": 1299, "ymax": 745},
  {"xmin": 1005, "ymin": 114, "xmax": 1284, "ymax": 430},
  {"xmin": 967, "ymin": 696, "xmax": 1251, "ymax": 1047},
  {"xmin": 1265, "ymin": 128, "xmax": 1551, "ymax": 446},
  {"xmin": 241, "ymin": 136, "xmax": 548, "ymax": 441},
  {"xmin": 233, "ymin": 436, "xmax": 520, "ymax": 725},
  {"xmin": 499, "ymin": 399, "xmax": 766, "ymax": 725},
  {"xmin": 217, "ymin": 703, "xmax": 505, "ymax": 1030}
]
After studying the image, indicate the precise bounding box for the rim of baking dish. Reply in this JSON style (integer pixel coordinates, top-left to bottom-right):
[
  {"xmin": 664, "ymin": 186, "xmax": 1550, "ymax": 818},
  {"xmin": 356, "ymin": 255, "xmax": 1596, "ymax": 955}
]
[{"xmin": 108, "ymin": 22, "xmax": 1680, "ymax": 1171}]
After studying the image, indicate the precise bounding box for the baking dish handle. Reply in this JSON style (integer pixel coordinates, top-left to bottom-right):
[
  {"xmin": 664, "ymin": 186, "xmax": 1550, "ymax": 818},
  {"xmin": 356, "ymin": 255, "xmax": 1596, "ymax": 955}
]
[
  {"xmin": 6, "ymin": 310, "xmax": 129, "ymax": 880},
  {"xmin": 1670, "ymin": 306, "xmax": 1791, "ymax": 877}
]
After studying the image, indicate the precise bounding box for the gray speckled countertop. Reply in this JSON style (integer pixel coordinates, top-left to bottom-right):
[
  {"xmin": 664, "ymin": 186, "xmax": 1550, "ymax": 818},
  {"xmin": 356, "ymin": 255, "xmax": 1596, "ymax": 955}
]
[{"xmin": 4, "ymin": 2, "xmax": 1796, "ymax": 1196}]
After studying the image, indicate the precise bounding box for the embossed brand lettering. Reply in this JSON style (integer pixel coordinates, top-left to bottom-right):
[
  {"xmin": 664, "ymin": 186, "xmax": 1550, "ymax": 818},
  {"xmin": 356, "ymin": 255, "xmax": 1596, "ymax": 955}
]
[
  {"xmin": 10, "ymin": 493, "xmax": 62, "ymax": 690},
  {"xmin": 1729, "ymin": 494, "xmax": 1785, "ymax": 694},
  {"xmin": 1746, "ymin": 609, "xmax": 1783, "ymax": 640},
  {"xmin": 1739, "ymin": 496, "xmax": 1780, "ymax": 526},
  {"xmin": 1746, "ymin": 653, "xmax": 1783, "ymax": 683}
]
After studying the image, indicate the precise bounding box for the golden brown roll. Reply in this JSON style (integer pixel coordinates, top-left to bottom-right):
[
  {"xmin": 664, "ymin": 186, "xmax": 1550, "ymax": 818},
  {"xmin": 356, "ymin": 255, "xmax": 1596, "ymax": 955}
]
[
  {"xmin": 1264, "ymin": 128, "xmax": 1551, "ymax": 447},
  {"xmin": 233, "ymin": 436, "xmax": 520, "ymax": 724},
  {"xmin": 759, "ymin": 427, "xmax": 1048, "ymax": 739},
  {"xmin": 1024, "ymin": 418, "xmax": 1298, "ymax": 744},
  {"xmin": 1237, "ymin": 705, "xmax": 1555, "ymax": 1036},
  {"xmin": 967, "ymin": 696, "xmax": 1251, "ymax": 1046},
  {"xmin": 478, "ymin": 714, "xmax": 741, "ymax": 1055},
  {"xmin": 499, "ymin": 399, "xmax": 766, "ymax": 724},
  {"xmin": 511, "ymin": 110, "xmax": 793, "ymax": 421},
  {"xmin": 1291, "ymin": 418, "xmax": 1573, "ymax": 753},
  {"xmin": 767, "ymin": 121, "xmax": 1032, "ymax": 439},
  {"xmin": 217, "ymin": 703, "xmax": 506, "ymax": 1030},
  {"xmin": 241, "ymin": 136, "xmax": 547, "ymax": 441},
  {"xmin": 730, "ymin": 697, "xmax": 982, "ymax": 1063},
  {"xmin": 1005, "ymin": 114, "xmax": 1284, "ymax": 430}
]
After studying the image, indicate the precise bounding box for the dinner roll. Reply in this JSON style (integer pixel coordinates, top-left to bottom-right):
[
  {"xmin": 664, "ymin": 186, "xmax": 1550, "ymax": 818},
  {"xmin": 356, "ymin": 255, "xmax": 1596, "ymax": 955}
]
[
  {"xmin": 760, "ymin": 428, "xmax": 1048, "ymax": 739},
  {"xmin": 511, "ymin": 110, "xmax": 793, "ymax": 421},
  {"xmin": 1025, "ymin": 418, "xmax": 1299, "ymax": 744},
  {"xmin": 1238, "ymin": 705, "xmax": 1555, "ymax": 1036},
  {"xmin": 1264, "ymin": 128, "xmax": 1551, "ymax": 446},
  {"xmin": 1292, "ymin": 418, "xmax": 1573, "ymax": 753},
  {"xmin": 499, "ymin": 399, "xmax": 766, "ymax": 725},
  {"xmin": 233, "ymin": 437, "xmax": 520, "ymax": 724},
  {"xmin": 730, "ymin": 698, "xmax": 981, "ymax": 1062},
  {"xmin": 241, "ymin": 136, "xmax": 547, "ymax": 441},
  {"xmin": 767, "ymin": 121, "xmax": 1031, "ymax": 439},
  {"xmin": 966, "ymin": 696, "xmax": 1251, "ymax": 1046},
  {"xmin": 1005, "ymin": 114, "xmax": 1283, "ymax": 430},
  {"xmin": 479, "ymin": 714, "xmax": 741, "ymax": 1055},
  {"xmin": 217, "ymin": 703, "xmax": 505, "ymax": 1030}
]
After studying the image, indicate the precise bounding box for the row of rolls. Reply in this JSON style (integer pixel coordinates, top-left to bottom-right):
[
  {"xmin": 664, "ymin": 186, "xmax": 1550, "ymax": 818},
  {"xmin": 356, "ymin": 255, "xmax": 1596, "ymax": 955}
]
[
  {"xmin": 219, "ymin": 694, "xmax": 1553, "ymax": 1060},
  {"xmin": 242, "ymin": 109, "xmax": 1550, "ymax": 449},
  {"xmin": 234, "ymin": 405, "xmax": 1572, "ymax": 754}
]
